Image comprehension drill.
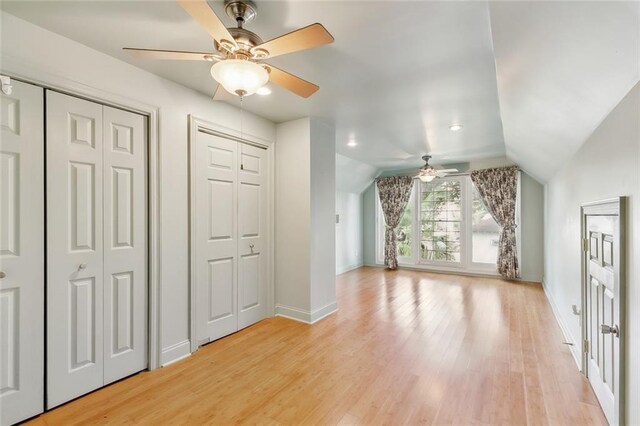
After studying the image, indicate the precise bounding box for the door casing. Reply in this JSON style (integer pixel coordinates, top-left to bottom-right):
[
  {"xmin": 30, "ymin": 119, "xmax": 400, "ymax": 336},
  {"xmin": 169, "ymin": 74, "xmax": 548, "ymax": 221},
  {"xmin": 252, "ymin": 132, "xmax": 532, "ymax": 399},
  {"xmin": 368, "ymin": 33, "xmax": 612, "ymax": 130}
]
[
  {"xmin": 188, "ymin": 115, "xmax": 275, "ymax": 353},
  {"xmin": 581, "ymin": 197, "xmax": 626, "ymax": 425}
]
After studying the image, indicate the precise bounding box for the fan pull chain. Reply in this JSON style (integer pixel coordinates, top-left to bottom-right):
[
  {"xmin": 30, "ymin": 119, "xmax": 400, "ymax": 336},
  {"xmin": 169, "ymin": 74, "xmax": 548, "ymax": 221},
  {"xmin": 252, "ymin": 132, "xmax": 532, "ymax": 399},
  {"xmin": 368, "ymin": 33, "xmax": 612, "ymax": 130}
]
[{"xmin": 240, "ymin": 95, "xmax": 244, "ymax": 170}]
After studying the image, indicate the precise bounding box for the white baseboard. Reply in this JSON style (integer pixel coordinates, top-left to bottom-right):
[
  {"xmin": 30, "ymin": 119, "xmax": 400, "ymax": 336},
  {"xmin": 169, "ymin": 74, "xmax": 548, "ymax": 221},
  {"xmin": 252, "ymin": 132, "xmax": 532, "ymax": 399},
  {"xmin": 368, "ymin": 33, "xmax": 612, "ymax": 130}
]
[
  {"xmin": 310, "ymin": 301, "xmax": 338, "ymax": 323},
  {"xmin": 275, "ymin": 304, "xmax": 311, "ymax": 323},
  {"xmin": 541, "ymin": 279, "xmax": 582, "ymax": 370},
  {"xmin": 336, "ymin": 262, "xmax": 363, "ymax": 275},
  {"xmin": 160, "ymin": 339, "xmax": 191, "ymax": 367},
  {"xmin": 275, "ymin": 301, "xmax": 338, "ymax": 324}
]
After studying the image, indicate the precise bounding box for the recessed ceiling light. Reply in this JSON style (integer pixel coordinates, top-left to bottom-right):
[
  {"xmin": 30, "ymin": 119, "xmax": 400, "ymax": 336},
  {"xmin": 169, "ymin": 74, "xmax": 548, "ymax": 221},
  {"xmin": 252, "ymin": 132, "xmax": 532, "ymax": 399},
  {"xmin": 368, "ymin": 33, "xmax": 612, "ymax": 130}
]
[
  {"xmin": 256, "ymin": 86, "xmax": 272, "ymax": 96},
  {"xmin": 449, "ymin": 124, "xmax": 463, "ymax": 132},
  {"xmin": 347, "ymin": 140, "xmax": 358, "ymax": 147}
]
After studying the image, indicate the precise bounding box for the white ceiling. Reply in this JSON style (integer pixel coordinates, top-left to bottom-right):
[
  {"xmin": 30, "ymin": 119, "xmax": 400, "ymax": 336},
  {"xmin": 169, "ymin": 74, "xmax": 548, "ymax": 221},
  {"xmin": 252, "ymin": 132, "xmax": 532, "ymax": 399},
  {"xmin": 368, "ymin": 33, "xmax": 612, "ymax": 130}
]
[
  {"xmin": 2, "ymin": 1, "xmax": 638, "ymax": 182},
  {"xmin": 489, "ymin": 1, "xmax": 640, "ymax": 181}
]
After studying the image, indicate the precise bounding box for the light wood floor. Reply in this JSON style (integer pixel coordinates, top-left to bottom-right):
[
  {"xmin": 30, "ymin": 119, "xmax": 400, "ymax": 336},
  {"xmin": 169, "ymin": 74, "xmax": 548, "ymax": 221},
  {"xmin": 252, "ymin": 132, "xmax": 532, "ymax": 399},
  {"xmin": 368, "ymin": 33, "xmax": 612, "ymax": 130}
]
[{"xmin": 29, "ymin": 267, "xmax": 606, "ymax": 425}]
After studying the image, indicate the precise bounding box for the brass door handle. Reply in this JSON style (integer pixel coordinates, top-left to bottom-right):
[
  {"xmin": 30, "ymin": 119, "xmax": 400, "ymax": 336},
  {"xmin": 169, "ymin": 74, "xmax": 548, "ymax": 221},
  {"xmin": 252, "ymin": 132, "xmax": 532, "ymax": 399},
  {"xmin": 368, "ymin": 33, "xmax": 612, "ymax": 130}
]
[{"xmin": 0, "ymin": 271, "xmax": 6, "ymax": 279}]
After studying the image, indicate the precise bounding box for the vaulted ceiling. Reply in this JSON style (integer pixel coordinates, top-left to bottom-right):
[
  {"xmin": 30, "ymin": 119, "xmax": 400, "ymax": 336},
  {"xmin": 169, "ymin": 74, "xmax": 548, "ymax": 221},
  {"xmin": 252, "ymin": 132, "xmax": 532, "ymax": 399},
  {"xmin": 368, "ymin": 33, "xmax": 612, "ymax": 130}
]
[{"xmin": 2, "ymin": 1, "xmax": 638, "ymax": 182}]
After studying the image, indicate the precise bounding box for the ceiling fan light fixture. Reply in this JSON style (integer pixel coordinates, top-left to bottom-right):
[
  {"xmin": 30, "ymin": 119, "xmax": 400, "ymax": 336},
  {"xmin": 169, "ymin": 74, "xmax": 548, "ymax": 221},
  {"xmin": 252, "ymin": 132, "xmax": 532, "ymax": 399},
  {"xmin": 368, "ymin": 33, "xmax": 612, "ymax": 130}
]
[
  {"xmin": 256, "ymin": 86, "xmax": 272, "ymax": 96},
  {"xmin": 419, "ymin": 174, "xmax": 436, "ymax": 183},
  {"xmin": 210, "ymin": 59, "xmax": 269, "ymax": 97}
]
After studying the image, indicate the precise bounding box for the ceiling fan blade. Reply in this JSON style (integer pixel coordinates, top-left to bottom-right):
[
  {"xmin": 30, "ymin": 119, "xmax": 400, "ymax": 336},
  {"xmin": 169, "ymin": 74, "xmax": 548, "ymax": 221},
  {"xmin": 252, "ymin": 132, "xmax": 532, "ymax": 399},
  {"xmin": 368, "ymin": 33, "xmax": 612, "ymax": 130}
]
[
  {"xmin": 437, "ymin": 169, "xmax": 459, "ymax": 173},
  {"xmin": 251, "ymin": 23, "xmax": 334, "ymax": 59},
  {"xmin": 263, "ymin": 64, "xmax": 319, "ymax": 98},
  {"xmin": 176, "ymin": 0, "xmax": 237, "ymax": 49},
  {"xmin": 212, "ymin": 84, "xmax": 226, "ymax": 100},
  {"xmin": 123, "ymin": 48, "xmax": 220, "ymax": 61}
]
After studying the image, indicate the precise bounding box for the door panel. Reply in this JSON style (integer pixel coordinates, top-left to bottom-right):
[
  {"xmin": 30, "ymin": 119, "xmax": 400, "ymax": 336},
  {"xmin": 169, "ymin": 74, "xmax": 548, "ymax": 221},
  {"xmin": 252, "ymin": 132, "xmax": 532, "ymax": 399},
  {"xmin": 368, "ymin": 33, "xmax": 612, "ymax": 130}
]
[
  {"xmin": 103, "ymin": 106, "xmax": 147, "ymax": 384},
  {"xmin": 195, "ymin": 132, "xmax": 238, "ymax": 343},
  {"xmin": 585, "ymin": 213, "xmax": 620, "ymax": 424},
  {"xmin": 0, "ymin": 80, "xmax": 44, "ymax": 425},
  {"xmin": 237, "ymin": 143, "xmax": 267, "ymax": 329},
  {"xmin": 208, "ymin": 258, "xmax": 234, "ymax": 321},
  {"xmin": 47, "ymin": 91, "xmax": 104, "ymax": 408}
]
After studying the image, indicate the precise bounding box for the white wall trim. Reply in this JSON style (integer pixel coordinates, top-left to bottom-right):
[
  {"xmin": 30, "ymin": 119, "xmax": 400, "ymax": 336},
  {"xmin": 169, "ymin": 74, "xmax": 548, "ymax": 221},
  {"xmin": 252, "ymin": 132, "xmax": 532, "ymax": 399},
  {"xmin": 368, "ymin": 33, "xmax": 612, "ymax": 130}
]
[
  {"xmin": 275, "ymin": 302, "xmax": 338, "ymax": 324},
  {"xmin": 310, "ymin": 302, "xmax": 338, "ymax": 324},
  {"xmin": 336, "ymin": 262, "xmax": 364, "ymax": 275},
  {"xmin": 1, "ymin": 64, "xmax": 163, "ymax": 370},
  {"xmin": 188, "ymin": 115, "xmax": 275, "ymax": 353},
  {"xmin": 541, "ymin": 279, "xmax": 582, "ymax": 370},
  {"xmin": 160, "ymin": 340, "xmax": 191, "ymax": 367},
  {"xmin": 361, "ymin": 263, "xmax": 542, "ymax": 285},
  {"xmin": 275, "ymin": 304, "xmax": 312, "ymax": 323}
]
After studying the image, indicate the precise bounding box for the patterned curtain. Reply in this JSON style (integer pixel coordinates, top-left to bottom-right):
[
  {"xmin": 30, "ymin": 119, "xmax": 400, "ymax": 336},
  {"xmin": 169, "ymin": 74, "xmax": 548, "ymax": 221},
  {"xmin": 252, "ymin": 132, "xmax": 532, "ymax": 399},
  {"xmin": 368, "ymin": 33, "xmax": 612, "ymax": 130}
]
[
  {"xmin": 376, "ymin": 176, "xmax": 414, "ymax": 270},
  {"xmin": 470, "ymin": 167, "xmax": 520, "ymax": 279}
]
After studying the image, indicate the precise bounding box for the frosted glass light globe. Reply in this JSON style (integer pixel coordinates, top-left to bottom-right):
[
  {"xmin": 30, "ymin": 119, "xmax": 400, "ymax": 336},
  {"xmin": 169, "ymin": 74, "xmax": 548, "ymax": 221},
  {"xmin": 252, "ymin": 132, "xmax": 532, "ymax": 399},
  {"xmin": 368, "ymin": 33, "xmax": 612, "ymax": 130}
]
[{"xmin": 211, "ymin": 59, "xmax": 269, "ymax": 97}]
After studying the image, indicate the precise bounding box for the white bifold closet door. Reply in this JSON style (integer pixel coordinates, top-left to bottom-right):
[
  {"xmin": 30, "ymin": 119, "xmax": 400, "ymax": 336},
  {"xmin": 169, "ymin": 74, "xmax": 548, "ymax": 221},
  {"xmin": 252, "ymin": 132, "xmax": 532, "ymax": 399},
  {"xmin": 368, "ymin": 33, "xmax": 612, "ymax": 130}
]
[
  {"xmin": 193, "ymin": 131, "xmax": 267, "ymax": 345},
  {"xmin": 46, "ymin": 91, "xmax": 147, "ymax": 408},
  {"xmin": 0, "ymin": 81, "xmax": 44, "ymax": 425}
]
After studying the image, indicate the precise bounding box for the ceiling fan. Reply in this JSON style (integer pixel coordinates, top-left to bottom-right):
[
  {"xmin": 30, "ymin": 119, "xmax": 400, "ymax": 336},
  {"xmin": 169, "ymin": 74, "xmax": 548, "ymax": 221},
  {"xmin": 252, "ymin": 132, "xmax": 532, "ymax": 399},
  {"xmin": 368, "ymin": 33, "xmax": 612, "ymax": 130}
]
[
  {"xmin": 123, "ymin": 0, "xmax": 334, "ymax": 98},
  {"xmin": 414, "ymin": 155, "xmax": 459, "ymax": 182}
]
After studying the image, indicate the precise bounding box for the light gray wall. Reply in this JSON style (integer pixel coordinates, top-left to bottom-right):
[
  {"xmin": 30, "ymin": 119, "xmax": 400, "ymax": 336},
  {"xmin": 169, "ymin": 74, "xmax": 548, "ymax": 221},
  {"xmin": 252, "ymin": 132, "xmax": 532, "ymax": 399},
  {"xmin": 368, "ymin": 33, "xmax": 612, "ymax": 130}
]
[
  {"xmin": 544, "ymin": 83, "xmax": 639, "ymax": 424},
  {"xmin": 336, "ymin": 191, "xmax": 364, "ymax": 274},
  {"xmin": 363, "ymin": 183, "xmax": 377, "ymax": 266},
  {"xmin": 0, "ymin": 12, "xmax": 276, "ymax": 365},
  {"xmin": 361, "ymin": 170, "xmax": 545, "ymax": 282},
  {"xmin": 334, "ymin": 153, "xmax": 376, "ymax": 276},
  {"xmin": 520, "ymin": 173, "xmax": 544, "ymax": 282},
  {"xmin": 275, "ymin": 118, "xmax": 311, "ymax": 313},
  {"xmin": 274, "ymin": 117, "xmax": 337, "ymax": 321},
  {"xmin": 310, "ymin": 119, "xmax": 336, "ymax": 313}
]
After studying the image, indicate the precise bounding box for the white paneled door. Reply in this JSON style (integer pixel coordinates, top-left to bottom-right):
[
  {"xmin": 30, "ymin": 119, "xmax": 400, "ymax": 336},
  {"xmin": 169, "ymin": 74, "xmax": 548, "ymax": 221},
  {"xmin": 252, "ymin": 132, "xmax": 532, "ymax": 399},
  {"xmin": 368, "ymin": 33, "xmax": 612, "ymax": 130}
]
[
  {"xmin": 194, "ymin": 132, "xmax": 239, "ymax": 343},
  {"xmin": 46, "ymin": 91, "xmax": 147, "ymax": 408},
  {"xmin": 583, "ymin": 202, "xmax": 624, "ymax": 425},
  {"xmin": 237, "ymin": 143, "xmax": 267, "ymax": 329},
  {"xmin": 0, "ymin": 81, "xmax": 44, "ymax": 425},
  {"xmin": 103, "ymin": 106, "xmax": 147, "ymax": 384},
  {"xmin": 192, "ymin": 131, "xmax": 268, "ymax": 346}
]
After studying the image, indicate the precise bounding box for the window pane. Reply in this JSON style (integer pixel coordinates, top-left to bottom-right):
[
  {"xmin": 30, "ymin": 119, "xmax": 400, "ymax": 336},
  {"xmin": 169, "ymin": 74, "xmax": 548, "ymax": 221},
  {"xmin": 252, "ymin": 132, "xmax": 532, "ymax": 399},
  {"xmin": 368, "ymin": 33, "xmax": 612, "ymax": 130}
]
[
  {"xmin": 396, "ymin": 188, "xmax": 414, "ymax": 258},
  {"xmin": 472, "ymin": 185, "xmax": 500, "ymax": 264},
  {"xmin": 420, "ymin": 179, "xmax": 462, "ymax": 263}
]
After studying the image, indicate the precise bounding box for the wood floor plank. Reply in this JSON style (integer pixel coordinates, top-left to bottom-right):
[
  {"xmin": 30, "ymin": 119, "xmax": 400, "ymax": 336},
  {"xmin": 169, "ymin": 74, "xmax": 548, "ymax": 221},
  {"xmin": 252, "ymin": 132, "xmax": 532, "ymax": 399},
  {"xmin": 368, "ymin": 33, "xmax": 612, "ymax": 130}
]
[{"xmin": 28, "ymin": 267, "xmax": 607, "ymax": 425}]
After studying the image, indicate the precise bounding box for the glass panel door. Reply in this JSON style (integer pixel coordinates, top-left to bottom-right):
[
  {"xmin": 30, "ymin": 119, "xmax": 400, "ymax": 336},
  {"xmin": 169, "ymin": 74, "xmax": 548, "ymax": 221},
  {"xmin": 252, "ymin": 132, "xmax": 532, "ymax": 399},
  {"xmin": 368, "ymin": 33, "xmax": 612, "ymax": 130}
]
[{"xmin": 420, "ymin": 178, "xmax": 463, "ymax": 264}]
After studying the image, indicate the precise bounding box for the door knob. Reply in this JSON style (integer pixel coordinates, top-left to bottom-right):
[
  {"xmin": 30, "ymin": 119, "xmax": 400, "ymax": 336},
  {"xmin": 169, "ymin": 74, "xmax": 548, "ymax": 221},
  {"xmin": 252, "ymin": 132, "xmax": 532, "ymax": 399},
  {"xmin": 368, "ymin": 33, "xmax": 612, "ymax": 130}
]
[
  {"xmin": 0, "ymin": 271, "xmax": 6, "ymax": 279},
  {"xmin": 600, "ymin": 324, "xmax": 620, "ymax": 337},
  {"xmin": 78, "ymin": 263, "xmax": 87, "ymax": 271}
]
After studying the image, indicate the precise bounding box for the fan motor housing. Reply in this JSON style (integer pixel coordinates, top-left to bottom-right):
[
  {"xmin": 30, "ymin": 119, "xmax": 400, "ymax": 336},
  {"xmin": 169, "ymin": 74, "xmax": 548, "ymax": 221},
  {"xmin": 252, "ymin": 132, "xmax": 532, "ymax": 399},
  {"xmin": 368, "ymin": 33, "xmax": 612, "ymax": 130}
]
[{"xmin": 213, "ymin": 27, "xmax": 262, "ymax": 57}]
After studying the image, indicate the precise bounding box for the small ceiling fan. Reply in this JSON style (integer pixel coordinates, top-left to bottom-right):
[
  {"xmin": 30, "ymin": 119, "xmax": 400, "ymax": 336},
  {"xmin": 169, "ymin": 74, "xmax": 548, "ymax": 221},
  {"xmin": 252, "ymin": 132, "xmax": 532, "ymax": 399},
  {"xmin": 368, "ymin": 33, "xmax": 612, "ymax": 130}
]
[
  {"xmin": 123, "ymin": 0, "xmax": 334, "ymax": 98},
  {"xmin": 414, "ymin": 155, "xmax": 458, "ymax": 182}
]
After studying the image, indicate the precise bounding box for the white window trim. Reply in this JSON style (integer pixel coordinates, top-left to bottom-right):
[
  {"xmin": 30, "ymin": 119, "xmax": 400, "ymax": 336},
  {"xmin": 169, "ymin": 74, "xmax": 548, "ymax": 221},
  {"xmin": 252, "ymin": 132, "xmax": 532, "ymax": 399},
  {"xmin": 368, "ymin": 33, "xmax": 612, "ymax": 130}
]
[{"xmin": 375, "ymin": 174, "xmax": 521, "ymax": 277}]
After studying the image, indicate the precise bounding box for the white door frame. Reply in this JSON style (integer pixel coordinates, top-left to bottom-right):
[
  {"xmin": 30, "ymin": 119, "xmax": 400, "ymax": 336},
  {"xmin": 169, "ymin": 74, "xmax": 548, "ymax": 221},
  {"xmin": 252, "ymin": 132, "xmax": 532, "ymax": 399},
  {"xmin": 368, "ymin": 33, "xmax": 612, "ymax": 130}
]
[
  {"xmin": 0, "ymin": 70, "xmax": 162, "ymax": 370},
  {"xmin": 580, "ymin": 197, "xmax": 626, "ymax": 425},
  {"xmin": 188, "ymin": 115, "xmax": 275, "ymax": 353}
]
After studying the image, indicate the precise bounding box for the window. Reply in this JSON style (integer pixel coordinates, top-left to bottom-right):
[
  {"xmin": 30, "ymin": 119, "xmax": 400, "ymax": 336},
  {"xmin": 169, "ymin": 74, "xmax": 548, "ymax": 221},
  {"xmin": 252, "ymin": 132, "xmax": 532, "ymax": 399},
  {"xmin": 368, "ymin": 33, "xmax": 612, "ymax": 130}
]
[
  {"xmin": 420, "ymin": 179, "xmax": 462, "ymax": 263},
  {"xmin": 376, "ymin": 174, "xmax": 519, "ymax": 273}
]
